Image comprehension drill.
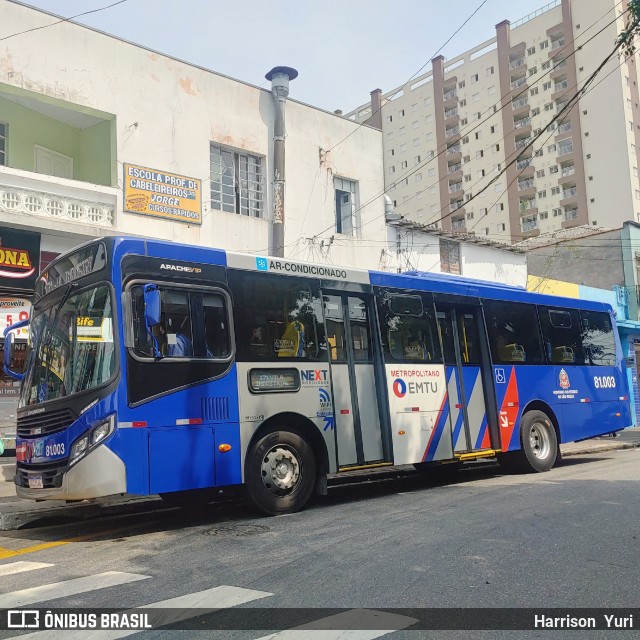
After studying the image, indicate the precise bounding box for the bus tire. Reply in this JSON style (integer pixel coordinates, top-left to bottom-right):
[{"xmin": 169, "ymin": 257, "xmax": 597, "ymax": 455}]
[
  {"xmin": 245, "ymin": 429, "xmax": 316, "ymax": 516},
  {"xmin": 499, "ymin": 410, "xmax": 558, "ymax": 473}
]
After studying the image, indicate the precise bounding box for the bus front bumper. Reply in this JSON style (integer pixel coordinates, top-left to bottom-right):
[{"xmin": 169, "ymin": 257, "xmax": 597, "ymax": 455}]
[{"xmin": 16, "ymin": 444, "xmax": 127, "ymax": 501}]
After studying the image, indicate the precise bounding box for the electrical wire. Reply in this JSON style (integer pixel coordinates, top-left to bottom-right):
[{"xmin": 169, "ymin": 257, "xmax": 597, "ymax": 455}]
[{"xmin": 0, "ymin": 0, "xmax": 130, "ymax": 41}]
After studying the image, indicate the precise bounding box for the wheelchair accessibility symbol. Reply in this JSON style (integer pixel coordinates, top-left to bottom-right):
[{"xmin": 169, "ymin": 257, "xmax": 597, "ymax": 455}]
[{"xmin": 495, "ymin": 368, "xmax": 506, "ymax": 384}]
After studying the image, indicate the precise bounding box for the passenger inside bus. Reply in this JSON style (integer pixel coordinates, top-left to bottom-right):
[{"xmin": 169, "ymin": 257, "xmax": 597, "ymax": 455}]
[{"xmin": 157, "ymin": 317, "xmax": 193, "ymax": 357}]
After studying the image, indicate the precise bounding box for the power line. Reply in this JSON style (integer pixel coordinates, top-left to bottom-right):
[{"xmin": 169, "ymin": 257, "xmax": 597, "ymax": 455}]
[
  {"xmin": 307, "ymin": 2, "xmax": 627, "ymax": 246},
  {"xmin": 325, "ymin": 0, "xmax": 489, "ymax": 154},
  {"xmin": 0, "ymin": 0, "xmax": 130, "ymax": 41}
]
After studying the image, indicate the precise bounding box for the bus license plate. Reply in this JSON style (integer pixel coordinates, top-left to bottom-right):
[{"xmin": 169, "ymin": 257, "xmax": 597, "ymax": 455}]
[{"xmin": 28, "ymin": 476, "xmax": 43, "ymax": 489}]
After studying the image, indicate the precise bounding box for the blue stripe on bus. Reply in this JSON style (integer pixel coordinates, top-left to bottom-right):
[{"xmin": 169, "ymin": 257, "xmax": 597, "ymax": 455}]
[{"xmin": 475, "ymin": 414, "xmax": 488, "ymax": 450}]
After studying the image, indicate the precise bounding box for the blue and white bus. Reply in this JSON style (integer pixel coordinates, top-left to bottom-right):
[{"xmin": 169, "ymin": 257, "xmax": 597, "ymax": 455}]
[{"xmin": 4, "ymin": 237, "xmax": 631, "ymax": 514}]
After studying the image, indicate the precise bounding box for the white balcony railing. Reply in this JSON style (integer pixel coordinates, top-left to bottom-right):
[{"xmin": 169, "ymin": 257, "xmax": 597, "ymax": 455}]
[
  {"xmin": 562, "ymin": 186, "xmax": 577, "ymax": 199},
  {"xmin": 558, "ymin": 142, "xmax": 573, "ymax": 156},
  {"xmin": 520, "ymin": 198, "xmax": 537, "ymax": 210},
  {"xmin": 512, "ymin": 97, "xmax": 528, "ymax": 110},
  {"xmin": 511, "ymin": 77, "xmax": 527, "ymax": 90},
  {"xmin": 551, "ymin": 37, "xmax": 565, "ymax": 50},
  {"xmin": 452, "ymin": 218, "xmax": 466, "ymax": 231},
  {"xmin": 448, "ymin": 163, "xmax": 462, "ymax": 173},
  {"xmin": 443, "ymin": 89, "xmax": 457, "ymax": 100},
  {"xmin": 449, "ymin": 182, "xmax": 463, "ymax": 193},
  {"xmin": 516, "ymin": 136, "xmax": 532, "ymax": 149},
  {"xmin": 521, "ymin": 217, "xmax": 538, "ymax": 232},
  {"xmin": 517, "ymin": 158, "xmax": 532, "ymax": 170},
  {"xmin": 514, "ymin": 117, "xmax": 531, "ymax": 129},
  {"xmin": 445, "ymin": 107, "xmax": 458, "ymax": 118},
  {"xmin": 449, "ymin": 201, "xmax": 464, "ymax": 212},
  {"xmin": 509, "ymin": 56, "xmax": 525, "ymax": 70},
  {"xmin": 563, "ymin": 208, "xmax": 578, "ymax": 220},
  {"xmin": 0, "ymin": 169, "xmax": 116, "ymax": 228},
  {"xmin": 561, "ymin": 164, "xmax": 575, "ymax": 177},
  {"xmin": 518, "ymin": 179, "xmax": 535, "ymax": 190},
  {"xmin": 446, "ymin": 126, "xmax": 460, "ymax": 138},
  {"xmin": 553, "ymin": 60, "xmax": 567, "ymax": 72},
  {"xmin": 557, "ymin": 122, "xmax": 572, "ymax": 134},
  {"xmin": 446, "ymin": 144, "xmax": 461, "ymax": 155},
  {"xmin": 554, "ymin": 80, "xmax": 569, "ymax": 92}
]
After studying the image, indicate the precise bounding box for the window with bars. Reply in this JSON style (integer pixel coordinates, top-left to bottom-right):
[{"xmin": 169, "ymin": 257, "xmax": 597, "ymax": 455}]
[
  {"xmin": 209, "ymin": 144, "xmax": 264, "ymax": 217},
  {"xmin": 0, "ymin": 122, "xmax": 6, "ymax": 166}
]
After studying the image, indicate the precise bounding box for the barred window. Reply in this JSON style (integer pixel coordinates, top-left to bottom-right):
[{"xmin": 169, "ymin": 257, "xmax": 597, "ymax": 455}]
[{"xmin": 209, "ymin": 144, "xmax": 264, "ymax": 217}]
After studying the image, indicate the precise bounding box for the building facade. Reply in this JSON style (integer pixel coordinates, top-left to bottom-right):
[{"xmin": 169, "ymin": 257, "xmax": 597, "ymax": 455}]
[{"xmin": 346, "ymin": 0, "xmax": 639, "ymax": 244}]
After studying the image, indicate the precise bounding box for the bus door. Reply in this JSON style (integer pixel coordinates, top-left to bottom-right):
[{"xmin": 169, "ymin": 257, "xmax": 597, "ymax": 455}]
[
  {"xmin": 436, "ymin": 304, "xmax": 493, "ymax": 453},
  {"xmin": 322, "ymin": 293, "xmax": 387, "ymax": 469}
]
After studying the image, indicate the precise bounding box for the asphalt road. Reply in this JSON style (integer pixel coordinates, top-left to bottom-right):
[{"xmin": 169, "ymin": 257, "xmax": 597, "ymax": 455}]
[{"xmin": 0, "ymin": 450, "xmax": 638, "ymax": 639}]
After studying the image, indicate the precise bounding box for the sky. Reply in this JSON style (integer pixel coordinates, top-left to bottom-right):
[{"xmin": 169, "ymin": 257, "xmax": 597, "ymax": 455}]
[{"xmin": 16, "ymin": 0, "xmax": 547, "ymax": 113}]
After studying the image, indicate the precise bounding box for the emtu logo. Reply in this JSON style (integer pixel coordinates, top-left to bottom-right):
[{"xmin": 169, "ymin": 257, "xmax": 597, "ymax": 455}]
[{"xmin": 393, "ymin": 378, "xmax": 407, "ymax": 398}]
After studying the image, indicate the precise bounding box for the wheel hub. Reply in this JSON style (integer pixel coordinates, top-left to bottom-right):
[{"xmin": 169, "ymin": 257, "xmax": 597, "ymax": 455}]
[
  {"xmin": 529, "ymin": 422, "xmax": 550, "ymax": 459},
  {"xmin": 261, "ymin": 446, "xmax": 301, "ymax": 493}
]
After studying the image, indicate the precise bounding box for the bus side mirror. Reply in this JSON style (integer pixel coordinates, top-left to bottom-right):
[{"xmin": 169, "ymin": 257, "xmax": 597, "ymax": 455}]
[
  {"xmin": 3, "ymin": 319, "xmax": 29, "ymax": 381},
  {"xmin": 143, "ymin": 285, "xmax": 161, "ymax": 327},
  {"xmin": 142, "ymin": 284, "xmax": 162, "ymax": 359}
]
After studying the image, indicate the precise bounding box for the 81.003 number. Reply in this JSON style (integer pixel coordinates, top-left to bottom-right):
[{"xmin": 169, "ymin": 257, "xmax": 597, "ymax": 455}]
[{"xmin": 593, "ymin": 376, "xmax": 616, "ymax": 389}]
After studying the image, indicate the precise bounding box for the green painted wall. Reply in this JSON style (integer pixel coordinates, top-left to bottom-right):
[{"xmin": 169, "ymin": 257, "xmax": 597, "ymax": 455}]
[
  {"xmin": 78, "ymin": 121, "xmax": 112, "ymax": 185},
  {"xmin": 0, "ymin": 97, "xmax": 113, "ymax": 186}
]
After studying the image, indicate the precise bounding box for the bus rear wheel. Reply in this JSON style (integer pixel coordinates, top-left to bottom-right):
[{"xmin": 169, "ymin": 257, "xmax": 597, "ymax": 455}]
[
  {"xmin": 245, "ymin": 429, "xmax": 316, "ymax": 516},
  {"xmin": 498, "ymin": 410, "xmax": 558, "ymax": 473}
]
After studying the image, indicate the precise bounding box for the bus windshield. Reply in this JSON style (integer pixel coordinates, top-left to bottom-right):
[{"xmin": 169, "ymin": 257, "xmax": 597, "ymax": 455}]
[{"xmin": 19, "ymin": 285, "xmax": 116, "ymax": 407}]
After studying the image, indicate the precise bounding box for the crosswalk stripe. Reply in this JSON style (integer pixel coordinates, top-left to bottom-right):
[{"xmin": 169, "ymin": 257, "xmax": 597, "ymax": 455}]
[
  {"xmin": 0, "ymin": 561, "xmax": 53, "ymax": 577},
  {"xmin": 11, "ymin": 584, "xmax": 273, "ymax": 639},
  {"xmin": 0, "ymin": 571, "xmax": 150, "ymax": 609},
  {"xmin": 253, "ymin": 609, "xmax": 419, "ymax": 640}
]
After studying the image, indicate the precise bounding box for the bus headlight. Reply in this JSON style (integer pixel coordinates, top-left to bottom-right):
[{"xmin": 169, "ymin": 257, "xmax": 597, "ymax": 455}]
[
  {"xmin": 70, "ymin": 436, "xmax": 89, "ymax": 463},
  {"xmin": 70, "ymin": 415, "xmax": 115, "ymax": 466}
]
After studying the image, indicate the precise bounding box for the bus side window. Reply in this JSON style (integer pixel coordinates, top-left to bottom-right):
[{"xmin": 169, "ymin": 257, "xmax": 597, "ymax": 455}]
[
  {"xmin": 538, "ymin": 306, "xmax": 584, "ymax": 365},
  {"xmin": 203, "ymin": 293, "xmax": 230, "ymax": 358},
  {"xmin": 580, "ymin": 310, "xmax": 616, "ymax": 366},
  {"xmin": 483, "ymin": 300, "xmax": 544, "ymax": 365}
]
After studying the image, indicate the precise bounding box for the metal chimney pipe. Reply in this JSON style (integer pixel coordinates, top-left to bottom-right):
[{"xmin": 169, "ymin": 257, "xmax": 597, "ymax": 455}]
[{"xmin": 265, "ymin": 66, "xmax": 298, "ymax": 257}]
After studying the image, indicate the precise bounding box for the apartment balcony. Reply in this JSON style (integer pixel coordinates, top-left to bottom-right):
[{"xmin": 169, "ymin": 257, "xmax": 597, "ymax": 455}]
[
  {"xmin": 0, "ymin": 166, "xmax": 117, "ymax": 231},
  {"xmin": 521, "ymin": 216, "xmax": 539, "ymax": 232},
  {"xmin": 558, "ymin": 163, "xmax": 576, "ymax": 185},
  {"xmin": 446, "ymin": 144, "xmax": 462, "ymax": 161},
  {"xmin": 551, "ymin": 59, "xmax": 568, "ymax": 77},
  {"xmin": 446, "ymin": 126, "xmax": 460, "ymax": 138},
  {"xmin": 551, "ymin": 37, "xmax": 565, "ymax": 50},
  {"xmin": 512, "ymin": 97, "xmax": 529, "ymax": 111},
  {"xmin": 518, "ymin": 178, "xmax": 535, "ymax": 191},
  {"xmin": 449, "ymin": 200, "xmax": 464, "ymax": 213},
  {"xmin": 451, "ymin": 216, "xmax": 466, "ymax": 232},
  {"xmin": 448, "ymin": 162, "xmax": 462, "ymax": 174},
  {"xmin": 556, "ymin": 121, "xmax": 572, "ymax": 135},
  {"xmin": 509, "ymin": 56, "xmax": 526, "ymax": 70},
  {"xmin": 557, "ymin": 141, "xmax": 574, "ymax": 157},
  {"xmin": 444, "ymin": 107, "xmax": 459, "ymax": 119},
  {"xmin": 511, "ymin": 76, "xmax": 528, "ymax": 91},
  {"xmin": 554, "ymin": 80, "xmax": 569, "ymax": 93},
  {"xmin": 514, "ymin": 116, "xmax": 531, "ymax": 130},
  {"xmin": 520, "ymin": 198, "xmax": 537, "ymax": 211},
  {"xmin": 515, "ymin": 136, "xmax": 532, "ymax": 149},
  {"xmin": 449, "ymin": 181, "xmax": 463, "ymax": 193},
  {"xmin": 516, "ymin": 157, "xmax": 534, "ymax": 171},
  {"xmin": 560, "ymin": 186, "xmax": 577, "ymax": 207},
  {"xmin": 563, "ymin": 208, "xmax": 578, "ymax": 221},
  {"xmin": 443, "ymin": 88, "xmax": 457, "ymax": 102}
]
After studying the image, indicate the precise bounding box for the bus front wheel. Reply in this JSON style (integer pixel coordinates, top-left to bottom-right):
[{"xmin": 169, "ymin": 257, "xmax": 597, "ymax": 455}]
[
  {"xmin": 245, "ymin": 429, "xmax": 316, "ymax": 516},
  {"xmin": 498, "ymin": 410, "xmax": 558, "ymax": 473}
]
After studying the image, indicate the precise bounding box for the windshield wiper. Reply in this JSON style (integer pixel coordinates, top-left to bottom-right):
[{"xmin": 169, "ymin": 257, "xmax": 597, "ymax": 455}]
[{"xmin": 43, "ymin": 283, "xmax": 77, "ymax": 348}]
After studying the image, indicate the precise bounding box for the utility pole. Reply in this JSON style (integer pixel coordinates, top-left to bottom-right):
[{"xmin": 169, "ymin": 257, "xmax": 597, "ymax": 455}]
[{"xmin": 265, "ymin": 66, "xmax": 298, "ymax": 257}]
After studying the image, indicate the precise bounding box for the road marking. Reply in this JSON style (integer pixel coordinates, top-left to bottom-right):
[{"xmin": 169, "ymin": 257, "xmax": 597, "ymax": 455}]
[
  {"xmin": 254, "ymin": 609, "xmax": 419, "ymax": 640},
  {"xmin": 11, "ymin": 584, "xmax": 273, "ymax": 639},
  {"xmin": 0, "ymin": 560, "xmax": 53, "ymax": 576},
  {"xmin": 0, "ymin": 541, "xmax": 70, "ymax": 560},
  {"xmin": 0, "ymin": 571, "xmax": 150, "ymax": 608}
]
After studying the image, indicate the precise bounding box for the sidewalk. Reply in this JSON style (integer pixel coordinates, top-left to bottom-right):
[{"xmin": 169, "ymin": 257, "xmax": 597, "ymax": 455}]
[{"xmin": 0, "ymin": 428, "xmax": 638, "ymax": 531}]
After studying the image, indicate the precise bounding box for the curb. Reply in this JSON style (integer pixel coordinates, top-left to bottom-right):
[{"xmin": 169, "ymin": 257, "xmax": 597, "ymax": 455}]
[{"xmin": 561, "ymin": 441, "xmax": 639, "ymax": 457}]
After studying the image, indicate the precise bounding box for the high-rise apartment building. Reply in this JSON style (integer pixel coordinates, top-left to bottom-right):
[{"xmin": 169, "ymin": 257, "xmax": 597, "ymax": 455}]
[{"xmin": 345, "ymin": 0, "xmax": 638, "ymax": 244}]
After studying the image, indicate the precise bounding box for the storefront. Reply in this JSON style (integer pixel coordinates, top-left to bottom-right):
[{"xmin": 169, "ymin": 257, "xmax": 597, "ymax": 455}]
[{"xmin": 0, "ymin": 227, "xmax": 41, "ymax": 443}]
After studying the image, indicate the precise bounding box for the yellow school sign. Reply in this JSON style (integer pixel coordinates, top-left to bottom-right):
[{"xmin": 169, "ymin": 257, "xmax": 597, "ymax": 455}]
[{"xmin": 123, "ymin": 163, "xmax": 202, "ymax": 225}]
